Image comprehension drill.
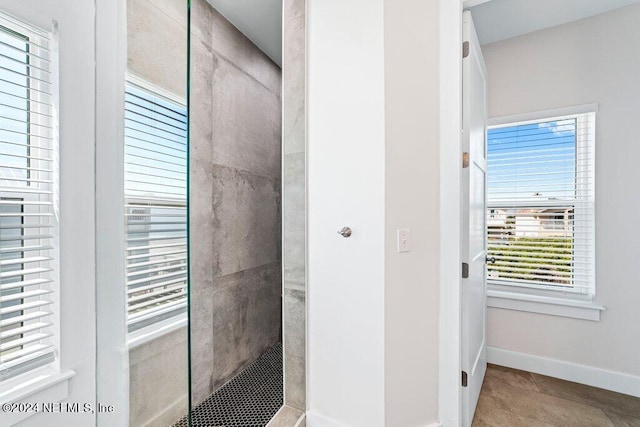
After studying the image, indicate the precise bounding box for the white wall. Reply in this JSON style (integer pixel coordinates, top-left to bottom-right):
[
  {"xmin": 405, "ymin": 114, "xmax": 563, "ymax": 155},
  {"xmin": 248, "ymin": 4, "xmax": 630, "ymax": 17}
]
[
  {"xmin": 482, "ymin": 3, "xmax": 640, "ymax": 382},
  {"xmin": 95, "ymin": 0, "xmax": 128, "ymax": 425},
  {"xmin": 384, "ymin": 0, "xmax": 441, "ymax": 425},
  {"xmin": 307, "ymin": 0, "xmax": 386, "ymax": 424},
  {"xmin": 307, "ymin": 0, "xmax": 444, "ymax": 425}
]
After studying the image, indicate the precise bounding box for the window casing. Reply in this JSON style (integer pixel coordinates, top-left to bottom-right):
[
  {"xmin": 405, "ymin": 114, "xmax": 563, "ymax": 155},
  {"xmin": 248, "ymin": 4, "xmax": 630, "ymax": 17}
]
[
  {"xmin": 124, "ymin": 79, "xmax": 187, "ymax": 334},
  {"xmin": 0, "ymin": 14, "xmax": 57, "ymax": 381},
  {"xmin": 486, "ymin": 112, "xmax": 595, "ymax": 297}
]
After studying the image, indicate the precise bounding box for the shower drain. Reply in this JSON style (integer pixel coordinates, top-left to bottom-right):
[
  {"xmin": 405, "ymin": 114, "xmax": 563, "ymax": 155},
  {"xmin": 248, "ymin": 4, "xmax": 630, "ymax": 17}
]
[{"xmin": 174, "ymin": 342, "xmax": 283, "ymax": 427}]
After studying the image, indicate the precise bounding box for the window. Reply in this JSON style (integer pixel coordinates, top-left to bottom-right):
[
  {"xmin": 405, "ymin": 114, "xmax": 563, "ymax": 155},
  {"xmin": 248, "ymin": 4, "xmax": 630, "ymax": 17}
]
[
  {"xmin": 124, "ymin": 79, "xmax": 187, "ymax": 333},
  {"xmin": 0, "ymin": 15, "xmax": 57, "ymax": 381},
  {"xmin": 486, "ymin": 112, "xmax": 595, "ymax": 296}
]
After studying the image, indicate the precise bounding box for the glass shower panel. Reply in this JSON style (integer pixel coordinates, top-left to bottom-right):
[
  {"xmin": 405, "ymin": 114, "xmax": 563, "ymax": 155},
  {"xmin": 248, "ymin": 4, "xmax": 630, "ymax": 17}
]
[{"xmin": 125, "ymin": 0, "xmax": 189, "ymax": 425}]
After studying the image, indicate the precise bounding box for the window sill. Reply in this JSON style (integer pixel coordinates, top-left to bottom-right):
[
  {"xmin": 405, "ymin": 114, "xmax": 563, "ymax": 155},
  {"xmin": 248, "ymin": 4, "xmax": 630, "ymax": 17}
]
[
  {"xmin": 487, "ymin": 289, "xmax": 605, "ymax": 321},
  {"xmin": 128, "ymin": 312, "xmax": 188, "ymax": 349},
  {"xmin": 0, "ymin": 368, "xmax": 75, "ymax": 425}
]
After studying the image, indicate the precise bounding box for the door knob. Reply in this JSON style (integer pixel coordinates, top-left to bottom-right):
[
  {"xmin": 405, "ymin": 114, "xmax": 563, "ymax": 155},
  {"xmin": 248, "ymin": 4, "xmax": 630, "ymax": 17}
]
[
  {"xmin": 486, "ymin": 256, "xmax": 496, "ymax": 264},
  {"xmin": 338, "ymin": 227, "xmax": 352, "ymax": 238}
]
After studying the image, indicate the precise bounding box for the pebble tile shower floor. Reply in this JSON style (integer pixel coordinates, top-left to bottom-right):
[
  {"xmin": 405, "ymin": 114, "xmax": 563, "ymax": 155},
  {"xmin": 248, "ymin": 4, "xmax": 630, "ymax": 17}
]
[{"xmin": 175, "ymin": 342, "xmax": 283, "ymax": 427}]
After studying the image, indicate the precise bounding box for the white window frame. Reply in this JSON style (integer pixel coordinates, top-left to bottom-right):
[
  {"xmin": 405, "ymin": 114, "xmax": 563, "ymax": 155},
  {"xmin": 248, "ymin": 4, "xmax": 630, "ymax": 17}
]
[
  {"xmin": 0, "ymin": 11, "xmax": 60, "ymax": 381},
  {"xmin": 485, "ymin": 104, "xmax": 604, "ymax": 321},
  {"xmin": 0, "ymin": 7, "xmax": 80, "ymax": 425},
  {"xmin": 124, "ymin": 73, "xmax": 187, "ymax": 346}
]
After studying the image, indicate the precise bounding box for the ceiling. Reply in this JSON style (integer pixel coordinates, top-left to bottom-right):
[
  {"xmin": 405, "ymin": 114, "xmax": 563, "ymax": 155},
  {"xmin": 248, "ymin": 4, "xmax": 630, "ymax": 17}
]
[
  {"xmin": 205, "ymin": 0, "xmax": 640, "ymax": 64},
  {"xmin": 206, "ymin": 0, "xmax": 282, "ymax": 66},
  {"xmin": 469, "ymin": 0, "xmax": 640, "ymax": 45}
]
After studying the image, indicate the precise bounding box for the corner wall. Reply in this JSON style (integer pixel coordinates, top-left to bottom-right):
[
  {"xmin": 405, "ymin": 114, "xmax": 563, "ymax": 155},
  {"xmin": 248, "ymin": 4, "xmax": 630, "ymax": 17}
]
[
  {"xmin": 307, "ymin": 0, "xmax": 387, "ymax": 424},
  {"xmin": 306, "ymin": 0, "xmax": 444, "ymax": 425},
  {"xmin": 482, "ymin": 3, "xmax": 640, "ymax": 385},
  {"xmin": 384, "ymin": 0, "xmax": 441, "ymax": 425},
  {"xmin": 282, "ymin": 0, "xmax": 307, "ymax": 412}
]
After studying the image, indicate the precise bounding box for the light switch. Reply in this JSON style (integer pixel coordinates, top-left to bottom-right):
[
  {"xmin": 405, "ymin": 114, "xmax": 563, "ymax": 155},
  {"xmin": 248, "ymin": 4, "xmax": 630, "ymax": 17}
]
[{"xmin": 397, "ymin": 228, "xmax": 410, "ymax": 253}]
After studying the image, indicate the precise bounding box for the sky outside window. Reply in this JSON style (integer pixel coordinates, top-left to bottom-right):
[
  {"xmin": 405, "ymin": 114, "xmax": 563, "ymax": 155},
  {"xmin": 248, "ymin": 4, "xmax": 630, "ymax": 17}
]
[
  {"xmin": 0, "ymin": 26, "xmax": 29, "ymax": 188},
  {"xmin": 487, "ymin": 119, "xmax": 577, "ymax": 202}
]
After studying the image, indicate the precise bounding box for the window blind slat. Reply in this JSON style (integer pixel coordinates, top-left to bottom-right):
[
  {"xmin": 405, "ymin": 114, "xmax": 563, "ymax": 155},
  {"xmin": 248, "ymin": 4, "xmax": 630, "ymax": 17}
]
[
  {"xmin": 125, "ymin": 170, "xmax": 186, "ymax": 183},
  {"xmin": 127, "ymin": 249, "xmax": 186, "ymax": 261},
  {"xmin": 0, "ymin": 77, "xmax": 52, "ymax": 97},
  {"xmin": 0, "ymin": 288, "xmax": 53, "ymax": 303},
  {"xmin": 0, "ymin": 267, "xmax": 52, "ymax": 279},
  {"xmin": 128, "ymin": 289, "xmax": 187, "ymax": 312},
  {"xmin": 0, "ymin": 245, "xmax": 53, "ymax": 254},
  {"xmin": 128, "ymin": 284, "xmax": 187, "ymax": 304},
  {"xmin": 127, "ymin": 255, "xmax": 187, "ymax": 269},
  {"xmin": 0, "ymin": 344, "xmax": 54, "ymax": 367},
  {"xmin": 126, "ymin": 91, "xmax": 187, "ymax": 118},
  {"xmin": 1, "ymin": 278, "xmax": 52, "ymax": 291},
  {"xmin": 127, "ymin": 277, "xmax": 187, "ymax": 294},
  {"xmin": 124, "ymin": 103, "xmax": 187, "ymax": 129},
  {"xmin": 0, "ymin": 39, "xmax": 51, "ymax": 62},
  {"xmin": 124, "ymin": 117, "xmax": 187, "ymax": 141},
  {"xmin": 0, "ymin": 299, "xmax": 53, "ymax": 316},
  {"xmin": 126, "ymin": 262, "xmax": 187, "ymax": 278},
  {"xmin": 0, "ymin": 89, "xmax": 53, "ymax": 108},
  {"xmin": 125, "ymin": 161, "xmax": 184, "ymax": 176},
  {"xmin": 128, "ymin": 299, "xmax": 187, "ymax": 325},
  {"xmin": 0, "ymin": 310, "xmax": 52, "ymax": 328},
  {"xmin": 126, "ymin": 241, "xmax": 186, "ymax": 252},
  {"xmin": 126, "ymin": 269, "xmax": 186, "ymax": 287},
  {"xmin": 1, "ymin": 332, "xmax": 53, "ymax": 353},
  {"xmin": 0, "ymin": 321, "xmax": 52, "ymax": 340},
  {"xmin": 0, "ymin": 256, "xmax": 52, "ymax": 266}
]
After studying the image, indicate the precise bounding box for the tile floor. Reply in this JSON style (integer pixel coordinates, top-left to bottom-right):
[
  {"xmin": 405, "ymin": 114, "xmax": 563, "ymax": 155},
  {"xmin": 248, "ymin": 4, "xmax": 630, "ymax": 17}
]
[
  {"xmin": 473, "ymin": 364, "xmax": 640, "ymax": 427},
  {"xmin": 175, "ymin": 342, "xmax": 283, "ymax": 427}
]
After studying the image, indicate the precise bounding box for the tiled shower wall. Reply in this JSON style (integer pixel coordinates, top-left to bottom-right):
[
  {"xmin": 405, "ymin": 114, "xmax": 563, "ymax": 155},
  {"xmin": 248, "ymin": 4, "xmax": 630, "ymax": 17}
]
[
  {"xmin": 282, "ymin": 0, "xmax": 307, "ymax": 412},
  {"xmin": 189, "ymin": 0, "xmax": 283, "ymax": 407}
]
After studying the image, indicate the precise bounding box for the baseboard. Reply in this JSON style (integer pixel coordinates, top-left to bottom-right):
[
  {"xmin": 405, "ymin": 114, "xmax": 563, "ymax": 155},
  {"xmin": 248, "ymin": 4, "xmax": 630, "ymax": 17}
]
[
  {"xmin": 487, "ymin": 346, "xmax": 640, "ymax": 398},
  {"xmin": 306, "ymin": 411, "xmax": 440, "ymax": 427},
  {"xmin": 266, "ymin": 405, "xmax": 305, "ymax": 427},
  {"xmin": 294, "ymin": 412, "xmax": 306, "ymax": 427},
  {"xmin": 143, "ymin": 394, "xmax": 188, "ymax": 427},
  {"xmin": 305, "ymin": 411, "xmax": 354, "ymax": 427}
]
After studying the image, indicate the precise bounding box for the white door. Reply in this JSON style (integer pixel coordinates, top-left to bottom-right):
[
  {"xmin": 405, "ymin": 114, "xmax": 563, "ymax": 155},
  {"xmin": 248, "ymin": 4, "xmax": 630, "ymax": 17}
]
[{"xmin": 461, "ymin": 10, "xmax": 488, "ymax": 427}]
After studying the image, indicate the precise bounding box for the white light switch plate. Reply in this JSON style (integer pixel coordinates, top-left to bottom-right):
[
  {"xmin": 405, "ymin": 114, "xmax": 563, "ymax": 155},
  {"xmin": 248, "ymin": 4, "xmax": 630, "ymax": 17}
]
[{"xmin": 397, "ymin": 228, "xmax": 410, "ymax": 253}]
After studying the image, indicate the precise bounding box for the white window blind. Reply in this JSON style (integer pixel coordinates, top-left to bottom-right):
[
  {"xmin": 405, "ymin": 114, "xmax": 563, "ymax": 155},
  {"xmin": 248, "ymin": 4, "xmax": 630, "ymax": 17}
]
[
  {"xmin": 124, "ymin": 81, "xmax": 187, "ymax": 333},
  {"xmin": 487, "ymin": 112, "xmax": 595, "ymax": 294},
  {"xmin": 0, "ymin": 14, "xmax": 57, "ymax": 380}
]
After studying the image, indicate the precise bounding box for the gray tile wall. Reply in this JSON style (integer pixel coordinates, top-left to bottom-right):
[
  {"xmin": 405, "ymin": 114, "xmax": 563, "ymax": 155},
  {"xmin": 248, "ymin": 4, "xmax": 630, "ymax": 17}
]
[
  {"xmin": 189, "ymin": 0, "xmax": 283, "ymax": 406},
  {"xmin": 129, "ymin": 328, "xmax": 189, "ymax": 427},
  {"xmin": 127, "ymin": 0, "xmax": 189, "ymax": 426},
  {"xmin": 127, "ymin": 0, "xmax": 187, "ymax": 98},
  {"xmin": 282, "ymin": 0, "xmax": 307, "ymax": 412}
]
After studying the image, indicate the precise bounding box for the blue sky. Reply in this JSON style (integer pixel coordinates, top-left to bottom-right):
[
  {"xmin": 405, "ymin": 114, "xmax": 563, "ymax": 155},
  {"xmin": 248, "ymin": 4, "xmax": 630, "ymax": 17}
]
[
  {"xmin": 487, "ymin": 119, "xmax": 577, "ymax": 203},
  {"xmin": 0, "ymin": 28, "xmax": 29, "ymax": 187}
]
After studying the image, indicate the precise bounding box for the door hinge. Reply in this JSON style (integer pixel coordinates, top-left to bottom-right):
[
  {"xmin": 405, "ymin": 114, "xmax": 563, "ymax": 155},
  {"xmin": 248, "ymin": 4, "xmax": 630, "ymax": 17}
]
[
  {"xmin": 462, "ymin": 41, "xmax": 470, "ymax": 59},
  {"xmin": 462, "ymin": 151, "xmax": 469, "ymax": 168},
  {"xmin": 462, "ymin": 262, "xmax": 469, "ymax": 279},
  {"xmin": 462, "ymin": 371, "xmax": 468, "ymax": 387}
]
